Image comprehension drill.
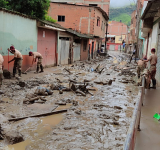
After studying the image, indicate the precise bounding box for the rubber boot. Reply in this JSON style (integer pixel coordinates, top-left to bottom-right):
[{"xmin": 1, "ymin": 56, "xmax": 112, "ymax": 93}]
[
  {"xmin": 34, "ymin": 67, "xmax": 39, "ymax": 74},
  {"xmin": 18, "ymin": 70, "xmax": 21, "ymax": 77},
  {"xmin": 152, "ymin": 79, "xmax": 156, "ymax": 89},
  {"xmin": 13, "ymin": 68, "xmax": 16, "ymax": 77},
  {"xmin": 39, "ymin": 65, "xmax": 44, "ymax": 73}
]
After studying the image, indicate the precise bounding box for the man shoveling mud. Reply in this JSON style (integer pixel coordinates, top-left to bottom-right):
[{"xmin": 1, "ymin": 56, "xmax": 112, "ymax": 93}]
[
  {"xmin": 8, "ymin": 46, "xmax": 23, "ymax": 77},
  {"xmin": 29, "ymin": 52, "xmax": 44, "ymax": 73},
  {"xmin": 0, "ymin": 54, "xmax": 4, "ymax": 87},
  {"xmin": 144, "ymin": 48, "xmax": 157, "ymax": 89}
]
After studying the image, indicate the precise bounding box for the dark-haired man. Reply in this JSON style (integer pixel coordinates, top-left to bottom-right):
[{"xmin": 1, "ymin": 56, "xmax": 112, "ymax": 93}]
[
  {"xmin": 8, "ymin": 46, "xmax": 23, "ymax": 77},
  {"xmin": 29, "ymin": 51, "xmax": 44, "ymax": 73}
]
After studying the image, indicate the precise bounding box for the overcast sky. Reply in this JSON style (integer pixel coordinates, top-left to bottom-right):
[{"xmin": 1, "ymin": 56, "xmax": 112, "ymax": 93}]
[{"xmin": 110, "ymin": 0, "xmax": 133, "ymax": 7}]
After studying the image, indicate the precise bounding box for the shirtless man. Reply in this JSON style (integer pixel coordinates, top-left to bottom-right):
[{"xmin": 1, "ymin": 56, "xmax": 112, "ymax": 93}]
[
  {"xmin": 0, "ymin": 54, "xmax": 4, "ymax": 87},
  {"xmin": 137, "ymin": 58, "xmax": 146, "ymax": 79},
  {"xmin": 8, "ymin": 46, "xmax": 23, "ymax": 77},
  {"xmin": 144, "ymin": 48, "xmax": 157, "ymax": 89},
  {"xmin": 29, "ymin": 51, "xmax": 44, "ymax": 73}
]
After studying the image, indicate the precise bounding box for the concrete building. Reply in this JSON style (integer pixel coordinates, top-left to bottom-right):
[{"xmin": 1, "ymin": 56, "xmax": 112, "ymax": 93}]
[
  {"xmin": 48, "ymin": 2, "xmax": 109, "ymax": 58},
  {"xmin": 107, "ymin": 21, "xmax": 128, "ymax": 51},
  {"xmin": 0, "ymin": 8, "xmax": 92, "ymax": 72},
  {"xmin": 141, "ymin": 0, "xmax": 160, "ymax": 85},
  {"xmin": 50, "ymin": 0, "xmax": 110, "ymax": 15}
]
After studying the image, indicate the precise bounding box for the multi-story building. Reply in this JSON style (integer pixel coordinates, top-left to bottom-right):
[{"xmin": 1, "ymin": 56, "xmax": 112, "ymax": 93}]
[
  {"xmin": 50, "ymin": 0, "xmax": 110, "ymax": 15},
  {"xmin": 107, "ymin": 21, "xmax": 128, "ymax": 51},
  {"xmin": 48, "ymin": 2, "xmax": 109, "ymax": 58}
]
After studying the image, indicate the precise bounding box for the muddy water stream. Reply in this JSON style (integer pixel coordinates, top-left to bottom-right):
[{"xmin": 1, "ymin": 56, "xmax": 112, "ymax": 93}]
[
  {"xmin": 4, "ymin": 104, "xmax": 72, "ymax": 150},
  {"xmin": 0, "ymin": 51, "xmax": 140, "ymax": 150}
]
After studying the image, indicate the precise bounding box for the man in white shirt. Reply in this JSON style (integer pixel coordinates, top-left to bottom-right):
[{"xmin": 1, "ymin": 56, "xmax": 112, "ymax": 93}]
[
  {"xmin": 29, "ymin": 51, "xmax": 44, "ymax": 73},
  {"xmin": 8, "ymin": 46, "xmax": 23, "ymax": 77}
]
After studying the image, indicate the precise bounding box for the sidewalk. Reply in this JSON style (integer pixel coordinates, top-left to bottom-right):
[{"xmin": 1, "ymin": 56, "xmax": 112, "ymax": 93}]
[{"xmin": 135, "ymin": 88, "xmax": 160, "ymax": 150}]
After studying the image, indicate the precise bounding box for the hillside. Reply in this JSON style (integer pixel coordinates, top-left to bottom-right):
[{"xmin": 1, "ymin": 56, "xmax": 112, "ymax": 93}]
[{"xmin": 109, "ymin": 4, "xmax": 136, "ymax": 26}]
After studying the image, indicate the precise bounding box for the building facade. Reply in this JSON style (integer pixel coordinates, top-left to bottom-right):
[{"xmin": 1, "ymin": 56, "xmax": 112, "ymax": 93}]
[{"xmin": 50, "ymin": 0, "xmax": 110, "ymax": 15}]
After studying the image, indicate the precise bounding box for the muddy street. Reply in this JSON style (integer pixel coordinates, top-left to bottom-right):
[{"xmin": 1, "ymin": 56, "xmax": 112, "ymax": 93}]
[{"xmin": 0, "ymin": 51, "xmax": 139, "ymax": 150}]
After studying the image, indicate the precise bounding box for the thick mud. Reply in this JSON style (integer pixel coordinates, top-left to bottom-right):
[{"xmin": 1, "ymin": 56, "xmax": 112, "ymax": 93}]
[{"xmin": 0, "ymin": 51, "xmax": 139, "ymax": 150}]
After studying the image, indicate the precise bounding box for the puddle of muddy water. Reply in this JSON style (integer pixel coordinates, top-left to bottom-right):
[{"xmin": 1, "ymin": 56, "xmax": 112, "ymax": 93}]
[
  {"xmin": 4, "ymin": 140, "xmax": 31, "ymax": 150},
  {"xmin": 4, "ymin": 103, "xmax": 72, "ymax": 150}
]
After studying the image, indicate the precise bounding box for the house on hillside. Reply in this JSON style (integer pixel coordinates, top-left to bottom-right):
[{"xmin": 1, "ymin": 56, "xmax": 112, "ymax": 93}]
[
  {"xmin": 48, "ymin": 2, "xmax": 109, "ymax": 59},
  {"xmin": 0, "ymin": 8, "xmax": 92, "ymax": 72},
  {"xmin": 107, "ymin": 21, "xmax": 128, "ymax": 51}
]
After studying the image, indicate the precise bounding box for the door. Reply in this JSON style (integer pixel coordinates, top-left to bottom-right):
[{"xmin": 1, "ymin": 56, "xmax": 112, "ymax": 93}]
[
  {"xmin": 58, "ymin": 39, "xmax": 70, "ymax": 65},
  {"xmin": 73, "ymin": 44, "xmax": 81, "ymax": 62},
  {"xmin": 91, "ymin": 42, "xmax": 94, "ymax": 59}
]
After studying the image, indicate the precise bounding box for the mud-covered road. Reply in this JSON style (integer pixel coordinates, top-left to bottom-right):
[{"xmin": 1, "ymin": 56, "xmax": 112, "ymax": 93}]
[{"xmin": 0, "ymin": 51, "xmax": 140, "ymax": 150}]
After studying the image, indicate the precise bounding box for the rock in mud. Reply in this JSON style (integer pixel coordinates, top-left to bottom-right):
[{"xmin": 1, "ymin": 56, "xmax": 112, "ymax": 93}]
[
  {"xmin": 4, "ymin": 131, "xmax": 24, "ymax": 144},
  {"xmin": 74, "ymin": 109, "xmax": 82, "ymax": 115},
  {"xmin": 114, "ymin": 106, "xmax": 123, "ymax": 110},
  {"xmin": 3, "ymin": 69, "xmax": 11, "ymax": 79},
  {"xmin": 108, "ymin": 79, "xmax": 112, "ymax": 85},
  {"xmin": 72, "ymin": 100, "xmax": 78, "ymax": 106}
]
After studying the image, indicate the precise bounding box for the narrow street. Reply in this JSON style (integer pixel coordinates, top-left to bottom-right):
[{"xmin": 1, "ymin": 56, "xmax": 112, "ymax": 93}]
[{"xmin": 0, "ymin": 51, "xmax": 139, "ymax": 150}]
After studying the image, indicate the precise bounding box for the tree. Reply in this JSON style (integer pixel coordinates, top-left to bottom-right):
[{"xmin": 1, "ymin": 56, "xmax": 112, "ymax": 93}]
[{"xmin": 0, "ymin": 0, "xmax": 50, "ymax": 20}]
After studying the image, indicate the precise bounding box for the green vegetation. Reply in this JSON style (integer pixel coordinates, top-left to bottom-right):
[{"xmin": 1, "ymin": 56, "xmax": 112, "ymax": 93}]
[
  {"xmin": 45, "ymin": 15, "xmax": 57, "ymax": 23},
  {"xmin": 109, "ymin": 4, "xmax": 136, "ymax": 26},
  {"xmin": 0, "ymin": 0, "xmax": 55, "ymax": 22}
]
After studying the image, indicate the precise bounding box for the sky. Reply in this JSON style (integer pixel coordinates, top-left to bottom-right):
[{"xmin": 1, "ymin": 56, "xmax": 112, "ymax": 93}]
[{"xmin": 110, "ymin": 0, "xmax": 134, "ymax": 7}]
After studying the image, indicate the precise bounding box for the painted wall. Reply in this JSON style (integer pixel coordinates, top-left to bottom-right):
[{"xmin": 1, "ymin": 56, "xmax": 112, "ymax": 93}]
[
  {"xmin": 115, "ymin": 35, "xmax": 126, "ymax": 44},
  {"xmin": 37, "ymin": 28, "xmax": 57, "ymax": 67},
  {"xmin": 0, "ymin": 10, "xmax": 37, "ymax": 71}
]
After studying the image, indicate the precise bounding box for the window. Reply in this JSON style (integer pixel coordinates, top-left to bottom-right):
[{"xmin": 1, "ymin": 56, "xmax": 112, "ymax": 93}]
[
  {"xmin": 83, "ymin": 40, "xmax": 87, "ymax": 51},
  {"xmin": 58, "ymin": 15, "xmax": 65, "ymax": 22},
  {"xmin": 97, "ymin": 17, "xmax": 100, "ymax": 27}
]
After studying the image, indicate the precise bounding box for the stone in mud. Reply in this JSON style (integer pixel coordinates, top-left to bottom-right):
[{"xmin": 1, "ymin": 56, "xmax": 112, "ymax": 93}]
[
  {"xmin": 74, "ymin": 109, "xmax": 82, "ymax": 115},
  {"xmin": 4, "ymin": 131, "xmax": 24, "ymax": 144},
  {"xmin": 3, "ymin": 69, "xmax": 11, "ymax": 79},
  {"xmin": 114, "ymin": 106, "xmax": 123, "ymax": 110},
  {"xmin": 59, "ymin": 90, "xmax": 63, "ymax": 94},
  {"xmin": 18, "ymin": 81, "xmax": 25, "ymax": 87},
  {"xmin": 72, "ymin": 100, "xmax": 78, "ymax": 106},
  {"xmin": 0, "ymin": 90, "xmax": 4, "ymax": 94},
  {"xmin": 108, "ymin": 80, "xmax": 112, "ymax": 85}
]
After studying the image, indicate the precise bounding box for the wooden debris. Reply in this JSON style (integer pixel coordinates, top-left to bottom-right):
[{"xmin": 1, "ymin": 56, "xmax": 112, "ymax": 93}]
[
  {"xmin": 8, "ymin": 109, "xmax": 67, "ymax": 122},
  {"xmin": 64, "ymin": 68, "xmax": 72, "ymax": 74}
]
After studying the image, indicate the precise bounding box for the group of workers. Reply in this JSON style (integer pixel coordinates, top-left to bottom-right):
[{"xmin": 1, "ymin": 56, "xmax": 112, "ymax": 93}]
[
  {"xmin": 0, "ymin": 46, "xmax": 44, "ymax": 87},
  {"xmin": 137, "ymin": 48, "xmax": 157, "ymax": 89}
]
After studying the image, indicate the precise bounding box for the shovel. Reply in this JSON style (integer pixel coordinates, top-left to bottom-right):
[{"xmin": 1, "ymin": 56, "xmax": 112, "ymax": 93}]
[{"xmin": 22, "ymin": 67, "xmax": 31, "ymax": 74}]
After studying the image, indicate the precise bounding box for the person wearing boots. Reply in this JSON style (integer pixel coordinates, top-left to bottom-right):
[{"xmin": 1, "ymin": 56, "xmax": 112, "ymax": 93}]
[
  {"xmin": 29, "ymin": 51, "xmax": 44, "ymax": 73},
  {"xmin": 8, "ymin": 46, "xmax": 23, "ymax": 77},
  {"xmin": 144, "ymin": 48, "xmax": 157, "ymax": 89}
]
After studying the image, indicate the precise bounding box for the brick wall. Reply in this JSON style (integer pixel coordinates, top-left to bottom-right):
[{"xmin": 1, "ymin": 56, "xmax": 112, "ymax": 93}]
[
  {"xmin": 48, "ymin": 3, "xmax": 107, "ymax": 38},
  {"xmin": 50, "ymin": 0, "xmax": 110, "ymax": 15}
]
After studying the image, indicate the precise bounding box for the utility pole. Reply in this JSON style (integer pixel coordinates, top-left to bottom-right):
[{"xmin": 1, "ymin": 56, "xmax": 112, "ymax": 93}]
[{"xmin": 105, "ymin": 23, "xmax": 108, "ymax": 55}]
